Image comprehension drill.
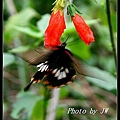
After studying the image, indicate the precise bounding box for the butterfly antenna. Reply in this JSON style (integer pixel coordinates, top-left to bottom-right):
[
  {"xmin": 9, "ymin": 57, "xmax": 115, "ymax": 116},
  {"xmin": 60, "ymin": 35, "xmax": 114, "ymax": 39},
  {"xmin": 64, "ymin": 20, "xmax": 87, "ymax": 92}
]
[
  {"xmin": 67, "ymin": 38, "xmax": 79, "ymax": 47},
  {"xmin": 64, "ymin": 36, "xmax": 70, "ymax": 43},
  {"xmin": 61, "ymin": 36, "xmax": 70, "ymax": 47}
]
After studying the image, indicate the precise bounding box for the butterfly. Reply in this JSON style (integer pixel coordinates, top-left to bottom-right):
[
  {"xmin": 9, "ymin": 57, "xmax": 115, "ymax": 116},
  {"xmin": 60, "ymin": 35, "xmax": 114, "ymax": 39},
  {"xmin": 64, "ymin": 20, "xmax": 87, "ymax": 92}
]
[{"xmin": 20, "ymin": 40, "xmax": 105, "ymax": 91}]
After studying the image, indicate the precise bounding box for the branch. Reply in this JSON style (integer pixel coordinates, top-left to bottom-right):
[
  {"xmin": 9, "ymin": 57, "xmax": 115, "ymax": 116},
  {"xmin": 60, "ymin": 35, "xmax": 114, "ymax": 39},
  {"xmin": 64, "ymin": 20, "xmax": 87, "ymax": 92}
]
[
  {"xmin": 106, "ymin": 0, "xmax": 117, "ymax": 66},
  {"xmin": 5, "ymin": 0, "xmax": 17, "ymax": 15}
]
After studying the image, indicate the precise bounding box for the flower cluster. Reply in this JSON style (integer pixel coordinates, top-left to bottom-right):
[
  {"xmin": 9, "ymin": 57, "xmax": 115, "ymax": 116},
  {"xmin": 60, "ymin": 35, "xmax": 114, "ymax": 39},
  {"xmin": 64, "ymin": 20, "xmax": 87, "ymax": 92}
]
[{"xmin": 44, "ymin": 0, "xmax": 95, "ymax": 49}]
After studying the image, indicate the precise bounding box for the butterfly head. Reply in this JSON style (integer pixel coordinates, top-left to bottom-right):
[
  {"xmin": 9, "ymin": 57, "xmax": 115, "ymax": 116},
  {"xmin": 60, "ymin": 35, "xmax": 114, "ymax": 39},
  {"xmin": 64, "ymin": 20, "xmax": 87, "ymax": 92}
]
[
  {"xmin": 58, "ymin": 36, "xmax": 70, "ymax": 49},
  {"xmin": 60, "ymin": 42, "xmax": 67, "ymax": 48}
]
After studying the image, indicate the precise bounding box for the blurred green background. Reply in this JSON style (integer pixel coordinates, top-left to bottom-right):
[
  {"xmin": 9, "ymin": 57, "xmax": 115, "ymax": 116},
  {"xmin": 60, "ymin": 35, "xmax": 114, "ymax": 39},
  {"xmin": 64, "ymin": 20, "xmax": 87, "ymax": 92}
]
[{"xmin": 3, "ymin": 0, "xmax": 117, "ymax": 120}]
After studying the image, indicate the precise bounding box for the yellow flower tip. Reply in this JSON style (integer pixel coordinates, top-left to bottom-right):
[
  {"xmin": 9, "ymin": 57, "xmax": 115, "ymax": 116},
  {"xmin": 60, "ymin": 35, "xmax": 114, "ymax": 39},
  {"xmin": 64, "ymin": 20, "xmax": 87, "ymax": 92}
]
[
  {"xmin": 52, "ymin": 9, "xmax": 64, "ymax": 16},
  {"xmin": 53, "ymin": 0, "xmax": 66, "ymax": 7},
  {"xmin": 52, "ymin": 0, "xmax": 66, "ymax": 13}
]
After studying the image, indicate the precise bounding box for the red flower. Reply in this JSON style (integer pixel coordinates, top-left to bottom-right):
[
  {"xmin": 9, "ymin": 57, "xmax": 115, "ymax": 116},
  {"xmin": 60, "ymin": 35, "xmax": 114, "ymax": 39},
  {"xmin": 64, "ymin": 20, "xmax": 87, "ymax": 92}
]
[
  {"xmin": 72, "ymin": 14, "xmax": 95, "ymax": 45},
  {"xmin": 44, "ymin": 0, "xmax": 66, "ymax": 49},
  {"xmin": 44, "ymin": 11, "xmax": 66, "ymax": 49}
]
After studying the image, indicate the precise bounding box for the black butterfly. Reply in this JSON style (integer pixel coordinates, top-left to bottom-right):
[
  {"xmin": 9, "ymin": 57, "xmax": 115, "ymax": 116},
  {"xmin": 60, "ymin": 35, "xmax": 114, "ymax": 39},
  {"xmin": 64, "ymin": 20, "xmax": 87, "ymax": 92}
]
[{"xmin": 20, "ymin": 41, "xmax": 105, "ymax": 91}]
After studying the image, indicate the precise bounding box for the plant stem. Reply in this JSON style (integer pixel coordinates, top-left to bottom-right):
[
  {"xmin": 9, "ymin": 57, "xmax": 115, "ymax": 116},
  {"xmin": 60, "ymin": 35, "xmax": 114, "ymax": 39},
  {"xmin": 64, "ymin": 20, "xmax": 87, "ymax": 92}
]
[
  {"xmin": 43, "ymin": 87, "xmax": 49, "ymax": 120},
  {"xmin": 106, "ymin": 0, "xmax": 117, "ymax": 67},
  {"xmin": 5, "ymin": 0, "xmax": 17, "ymax": 15},
  {"xmin": 46, "ymin": 88, "xmax": 60, "ymax": 120}
]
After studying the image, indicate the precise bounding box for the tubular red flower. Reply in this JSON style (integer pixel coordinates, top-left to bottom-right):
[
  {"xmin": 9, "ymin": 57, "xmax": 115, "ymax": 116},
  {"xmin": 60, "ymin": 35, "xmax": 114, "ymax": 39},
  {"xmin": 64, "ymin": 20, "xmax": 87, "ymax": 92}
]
[
  {"xmin": 72, "ymin": 14, "xmax": 95, "ymax": 45},
  {"xmin": 44, "ymin": 10, "xmax": 66, "ymax": 49}
]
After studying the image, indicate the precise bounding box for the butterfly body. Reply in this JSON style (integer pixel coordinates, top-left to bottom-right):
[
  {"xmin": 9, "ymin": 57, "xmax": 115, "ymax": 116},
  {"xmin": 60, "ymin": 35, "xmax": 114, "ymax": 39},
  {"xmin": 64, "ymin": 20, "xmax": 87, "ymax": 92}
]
[{"xmin": 24, "ymin": 42, "xmax": 76, "ymax": 91}]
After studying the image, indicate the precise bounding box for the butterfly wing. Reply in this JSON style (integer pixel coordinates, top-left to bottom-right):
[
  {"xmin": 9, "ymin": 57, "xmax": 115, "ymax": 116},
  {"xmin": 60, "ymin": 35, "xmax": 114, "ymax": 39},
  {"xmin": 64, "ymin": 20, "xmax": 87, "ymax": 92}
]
[
  {"xmin": 70, "ymin": 55, "xmax": 108, "ymax": 82},
  {"xmin": 18, "ymin": 47, "xmax": 53, "ymax": 66},
  {"xmin": 24, "ymin": 71, "xmax": 46, "ymax": 91},
  {"xmin": 43, "ymin": 67, "xmax": 76, "ymax": 88},
  {"xmin": 18, "ymin": 48, "xmax": 53, "ymax": 91}
]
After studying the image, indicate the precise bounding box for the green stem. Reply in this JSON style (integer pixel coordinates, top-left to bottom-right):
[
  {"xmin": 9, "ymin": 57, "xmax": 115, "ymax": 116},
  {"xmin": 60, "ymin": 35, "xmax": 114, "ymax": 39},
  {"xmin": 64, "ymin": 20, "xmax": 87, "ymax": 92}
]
[{"xmin": 106, "ymin": 0, "xmax": 117, "ymax": 67}]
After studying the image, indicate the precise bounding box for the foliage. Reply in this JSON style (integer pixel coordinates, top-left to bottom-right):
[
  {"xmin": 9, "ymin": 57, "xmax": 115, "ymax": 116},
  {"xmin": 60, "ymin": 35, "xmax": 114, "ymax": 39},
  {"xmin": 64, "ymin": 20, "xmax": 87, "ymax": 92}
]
[{"xmin": 3, "ymin": 0, "xmax": 117, "ymax": 120}]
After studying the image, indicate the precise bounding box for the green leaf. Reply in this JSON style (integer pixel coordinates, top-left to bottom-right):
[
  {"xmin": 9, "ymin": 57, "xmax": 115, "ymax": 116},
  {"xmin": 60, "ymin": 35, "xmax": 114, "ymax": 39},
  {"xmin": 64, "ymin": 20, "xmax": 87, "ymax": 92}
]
[
  {"xmin": 11, "ymin": 8, "xmax": 39, "ymax": 25},
  {"xmin": 97, "ymin": 56, "xmax": 116, "ymax": 74},
  {"xmin": 37, "ymin": 14, "xmax": 50, "ymax": 34},
  {"xmin": 10, "ymin": 91, "xmax": 43, "ymax": 119},
  {"xmin": 67, "ymin": 38, "xmax": 91, "ymax": 60},
  {"xmin": 4, "ymin": 8, "xmax": 39, "ymax": 43},
  {"xmin": 93, "ymin": 0, "xmax": 97, "ymax": 3},
  {"xmin": 85, "ymin": 68, "xmax": 117, "ymax": 91},
  {"xmin": 9, "ymin": 45, "xmax": 31, "ymax": 53},
  {"xmin": 85, "ymin": 19, "xmax": 100, "ymax": 25},
  {"xmin": 12, "ymin": 25, "xmax": 43, "ymax": 38},
  {"xmin": 59, "ymin": 87, "xmax": 69, "ymax": 99},
  {"xmin": 3, "ymin": 53, "xmax": 15, "ymax": 68},
  {"xmin": 31, "ymin": 99, "xmax": 44, "ymax": 120},
  {"xmin": 56, "ymin": 105, "xmax": 66, "ymax": 120}
]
